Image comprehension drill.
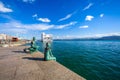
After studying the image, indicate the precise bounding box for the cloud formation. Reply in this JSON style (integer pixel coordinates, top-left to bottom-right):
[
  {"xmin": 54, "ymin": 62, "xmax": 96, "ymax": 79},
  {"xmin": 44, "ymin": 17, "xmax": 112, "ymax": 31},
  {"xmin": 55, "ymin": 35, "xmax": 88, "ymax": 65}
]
[
  {"xmin": 32, "ymin": 14, "xmax": 51, "ymax": 23},
  {"xmin": 100, "ymin": 14, "xmax": 104, "ymax": 18},
  {"xmin": 85, "ymin": 15, "xmax": 94, "ymax": 21},
  {"xmin": 58, "ymin": 13, "xmax": 72, "ymax": 22},
  {"xmin": 0, "ymin": 21, "xmax": 77, "ymax": 34},
  {"xmin": 24, "ymin": 24, "xmax": 54, "ymax": 30},
  {"xmin": 0, "ymin": 2, "xmax": 13, "ymax": 13},
  {"xmin": 56, "ymin": 21, "xmax": 77, "ymax": 29},
  {"xmin": 22, "ymin": 0, "xmax": 35, "ymax": 3},
  {"xmin": 32, "ymin": 14, "xmax": 38, "ymax": 18},
  {"xmin": 0, "ymin": 21, "xmax": 53, "ymax": 34},
  {"xmin": 1, "ymin": 29, "xmax": 27, "ymax": 34},
  {"xmin": 37, "ymin": 18, "xmax": 51, "ymax": 23},
  {"xmin": 79, "ymin": 25, "xmax": 88, "ymax": 28},
  {"xmin": 83, "ymin": 3, "xmax": 93, "ymax": 10}
]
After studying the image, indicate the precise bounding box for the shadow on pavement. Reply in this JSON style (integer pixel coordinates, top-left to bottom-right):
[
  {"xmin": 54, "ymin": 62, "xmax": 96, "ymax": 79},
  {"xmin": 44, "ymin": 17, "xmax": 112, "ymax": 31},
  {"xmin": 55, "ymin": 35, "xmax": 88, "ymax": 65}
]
[
  {"xmin": 12, "ymin": 51, "xmax": 25, "ymax": 53},
  {"xmin": 22, "ymin": 57, "xmax": 44, "ymax": 61}
]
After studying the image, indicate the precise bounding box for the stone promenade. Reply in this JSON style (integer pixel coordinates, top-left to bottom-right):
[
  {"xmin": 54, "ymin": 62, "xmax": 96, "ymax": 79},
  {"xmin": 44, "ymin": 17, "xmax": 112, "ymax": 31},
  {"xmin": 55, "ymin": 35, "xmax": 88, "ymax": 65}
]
[{"xmin": 0, "ymin": 46, "xmax": 85, "ymax": 80}]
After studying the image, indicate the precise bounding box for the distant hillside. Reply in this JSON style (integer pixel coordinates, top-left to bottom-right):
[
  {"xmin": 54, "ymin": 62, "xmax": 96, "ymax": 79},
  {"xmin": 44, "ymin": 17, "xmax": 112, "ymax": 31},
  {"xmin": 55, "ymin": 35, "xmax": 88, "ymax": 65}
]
[
  {"xmin": 96, "ymin": 35, "xmax": 120, "ymax": 40},
  {"xmin": 54, "ymin": 35, "xmax": 120, "ymax": 41}
]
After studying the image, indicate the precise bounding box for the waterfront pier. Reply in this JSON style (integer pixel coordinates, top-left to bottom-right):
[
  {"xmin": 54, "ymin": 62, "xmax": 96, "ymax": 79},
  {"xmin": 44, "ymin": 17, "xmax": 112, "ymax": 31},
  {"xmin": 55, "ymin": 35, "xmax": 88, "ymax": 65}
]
[{"xmin": 0, "ymin": 46, "xmax": 85, "ymax": 80}]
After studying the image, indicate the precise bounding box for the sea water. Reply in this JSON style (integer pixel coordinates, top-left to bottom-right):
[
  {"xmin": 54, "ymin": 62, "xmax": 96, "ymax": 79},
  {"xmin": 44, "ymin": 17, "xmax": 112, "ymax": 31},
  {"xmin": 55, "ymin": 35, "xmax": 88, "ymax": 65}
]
[{"xmin": 37, "ymin": 40, "xmax": 120, "ymax": 80}]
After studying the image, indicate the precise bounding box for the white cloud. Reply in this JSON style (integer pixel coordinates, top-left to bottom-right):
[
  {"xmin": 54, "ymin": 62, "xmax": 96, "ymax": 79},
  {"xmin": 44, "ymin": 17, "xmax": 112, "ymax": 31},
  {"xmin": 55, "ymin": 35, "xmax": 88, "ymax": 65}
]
[
  {"xmin": 100, "ymin": 14, "xmax": 104, "ymax": 18},
  {"xmin": 22, "ymin": 0, "xmax": 35, "ymax": 3},
  {"xmin": 58, "ymin": 13, "xmax": 72, "ymax": 22},
  {"xmin": 32, "ymin": 14, "xmax": 37, "ymax": 18},
  {"xmin": 83, "ymin": 3, "xmax": 93, "ymax": 11},
  {"xmin": 85, "ymin": 15, "xmax": 94, "ymax": 21},
  {"xmin": 32, "ymin": 14, "xmax": 51, "ymax": 23},
  {"xmin": 0, "ymin": 21, "xmax": 21, "ymax": 28},
  {"xmin": 24, "ymin": 24, "xmax": 54, "ymax": 30},
  {"xmin": 1, "ymin": 29, "xmax": 27, "ymax": 34},
  {"xmin": 0, "ymin": 21, "xmax": 53, "ymax": 31},
  {"xmin": 0, "ymin": 2, "xmax": 13, "ymax": 13},
  {"xmin": 79, "ymin": 25, "xmax": 88, "ymax": 28},
  {"xmin": 38, "ymin": 18, "xmax": 51, "ymax": 23},
  {"xmin": 56, "ymin": 21, "xmax": 77, "ymax": 29},
  {"xmin": 54, "ymin": 35, "xmax": 75, "ymax": 39},
  {"xmin": 0, "ymin": 21, "xmax": 76, "ymax": 31},
  {"xmin": 0, "ymin": 14, "xmax": 14, "ymax": 21},
  {"xmin": 0, "ymin": 20, "xmax": 77, "ymax": 35}
]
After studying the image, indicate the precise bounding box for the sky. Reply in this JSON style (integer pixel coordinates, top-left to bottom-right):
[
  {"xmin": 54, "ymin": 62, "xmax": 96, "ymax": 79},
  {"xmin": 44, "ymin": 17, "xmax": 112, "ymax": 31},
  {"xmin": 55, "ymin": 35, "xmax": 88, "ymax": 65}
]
[{"xmin": 0, "ymin": 0, "xmax": 120, "ymax": 39}]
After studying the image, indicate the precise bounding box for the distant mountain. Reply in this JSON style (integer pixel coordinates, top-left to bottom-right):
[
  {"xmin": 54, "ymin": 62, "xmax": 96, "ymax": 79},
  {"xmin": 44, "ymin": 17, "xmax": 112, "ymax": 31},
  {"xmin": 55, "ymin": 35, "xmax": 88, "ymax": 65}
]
[
  {"xmin": 54, "ymin": 35, "xmax": 120, "ymax": 41},
  {"xmin": 95, "ymin": 35, "xmax": 120, "ymax": 40}
]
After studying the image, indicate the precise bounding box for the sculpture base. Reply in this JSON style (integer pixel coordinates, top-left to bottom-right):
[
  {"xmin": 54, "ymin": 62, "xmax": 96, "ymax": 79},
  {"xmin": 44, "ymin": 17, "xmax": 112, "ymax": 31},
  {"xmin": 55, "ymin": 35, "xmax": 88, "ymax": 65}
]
[
  {"xmin": 24, "ymin": 48, "xmax": 38, "ymax": 54},
  {"xmin": 45, "ymin": 56, "xmax": 56, "ymax": 61}
]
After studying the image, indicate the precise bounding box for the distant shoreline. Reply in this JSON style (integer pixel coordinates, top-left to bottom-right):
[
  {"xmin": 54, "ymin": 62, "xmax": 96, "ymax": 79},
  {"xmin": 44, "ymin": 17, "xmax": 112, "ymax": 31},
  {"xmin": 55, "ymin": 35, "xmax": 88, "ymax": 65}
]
[{"xmin": 53, "ymin": 35, "xmax": 120, "ymax": 41}]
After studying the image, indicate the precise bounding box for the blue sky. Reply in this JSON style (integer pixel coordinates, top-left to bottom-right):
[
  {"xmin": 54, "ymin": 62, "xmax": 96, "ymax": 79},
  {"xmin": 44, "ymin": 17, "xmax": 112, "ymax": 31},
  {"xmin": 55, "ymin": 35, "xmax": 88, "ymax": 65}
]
[{"xmin": 0, "ymin": 0, "xmax": 120, "ymax": 39}]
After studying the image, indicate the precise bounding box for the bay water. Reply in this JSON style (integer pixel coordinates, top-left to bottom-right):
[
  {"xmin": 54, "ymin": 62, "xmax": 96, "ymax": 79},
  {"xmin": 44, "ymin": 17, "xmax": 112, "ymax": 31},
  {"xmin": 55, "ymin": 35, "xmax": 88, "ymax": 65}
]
[{"xmin": 37, "ymin": 40, "xmax": 120, "ymax": 80}]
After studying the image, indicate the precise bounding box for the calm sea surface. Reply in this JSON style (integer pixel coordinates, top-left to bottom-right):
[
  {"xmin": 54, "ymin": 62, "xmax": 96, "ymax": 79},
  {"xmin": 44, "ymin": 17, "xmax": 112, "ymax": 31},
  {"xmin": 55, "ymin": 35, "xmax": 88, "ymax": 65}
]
[{"xmin": 37, "ymin": 40, "xmax": 120, "ymax": 80}]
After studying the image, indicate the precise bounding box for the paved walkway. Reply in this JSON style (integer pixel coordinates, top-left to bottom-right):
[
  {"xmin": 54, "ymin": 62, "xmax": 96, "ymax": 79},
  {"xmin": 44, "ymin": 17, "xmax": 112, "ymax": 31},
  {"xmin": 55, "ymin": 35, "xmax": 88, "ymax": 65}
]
[{"xmin": 0, "ymin": 46, "xmax": 85, "ymax": 80}]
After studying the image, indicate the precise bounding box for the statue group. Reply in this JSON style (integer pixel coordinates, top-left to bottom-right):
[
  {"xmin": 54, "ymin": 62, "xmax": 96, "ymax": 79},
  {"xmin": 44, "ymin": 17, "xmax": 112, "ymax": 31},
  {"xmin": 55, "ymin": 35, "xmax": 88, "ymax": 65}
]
[{"xmin": 24, "ymin": 35, "xmax": 56, "ymax": 61}]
